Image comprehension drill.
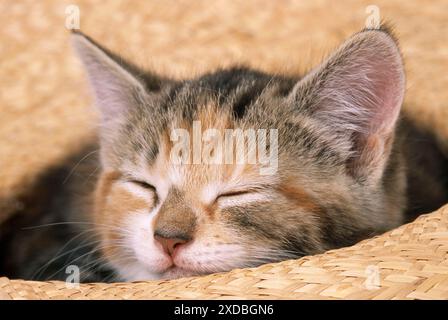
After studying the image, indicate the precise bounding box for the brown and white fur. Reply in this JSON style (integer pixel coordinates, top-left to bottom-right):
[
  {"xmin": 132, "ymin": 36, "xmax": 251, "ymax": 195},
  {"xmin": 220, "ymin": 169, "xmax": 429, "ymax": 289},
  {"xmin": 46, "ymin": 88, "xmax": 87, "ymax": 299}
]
[{"xmin": 1, "ymin": 26, "xmax": 447, "ymax": 282}]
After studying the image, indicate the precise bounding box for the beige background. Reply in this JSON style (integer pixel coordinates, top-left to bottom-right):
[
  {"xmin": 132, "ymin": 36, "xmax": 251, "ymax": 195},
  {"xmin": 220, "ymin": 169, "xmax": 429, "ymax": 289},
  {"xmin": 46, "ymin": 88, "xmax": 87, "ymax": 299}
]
[{"xmin": 1, "ymin": 0, "xmax": 447, "ymax": 223}]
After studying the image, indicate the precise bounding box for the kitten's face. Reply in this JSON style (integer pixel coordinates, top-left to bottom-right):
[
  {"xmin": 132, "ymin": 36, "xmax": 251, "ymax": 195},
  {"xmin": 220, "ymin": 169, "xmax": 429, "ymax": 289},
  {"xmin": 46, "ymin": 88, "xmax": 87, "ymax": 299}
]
[
  {"xmin": 94, "ymin": 106, "xmax": 334, "ymax": 280},
  {"xmin": 73, "ymin": 27, "xmax": 406, "ymax": 280}
]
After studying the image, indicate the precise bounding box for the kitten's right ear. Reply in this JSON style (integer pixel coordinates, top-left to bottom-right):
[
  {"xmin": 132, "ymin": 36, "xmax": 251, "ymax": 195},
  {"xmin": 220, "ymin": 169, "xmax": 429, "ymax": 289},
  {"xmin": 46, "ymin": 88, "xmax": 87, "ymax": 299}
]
[
  {"xmin": 71, "ymin": 31, "xmax": 153, "ymax": 123},
  {"xmin": 290, "ymin": 28, "xmax": 405, "ymax": 184}
]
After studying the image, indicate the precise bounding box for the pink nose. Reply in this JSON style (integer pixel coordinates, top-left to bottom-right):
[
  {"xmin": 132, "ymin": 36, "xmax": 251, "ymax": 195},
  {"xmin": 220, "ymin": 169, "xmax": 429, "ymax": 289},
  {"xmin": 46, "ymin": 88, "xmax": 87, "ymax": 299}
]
[{"xmin": 154, "ymin": 234, "xmax": 189, "ymax": 255}]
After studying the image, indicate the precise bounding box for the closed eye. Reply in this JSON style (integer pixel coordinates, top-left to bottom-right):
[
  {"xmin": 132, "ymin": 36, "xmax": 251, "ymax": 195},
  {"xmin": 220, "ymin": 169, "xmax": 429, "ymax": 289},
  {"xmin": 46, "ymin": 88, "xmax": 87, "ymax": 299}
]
[
  {"xmin": 129, "ymin": 180, "xmax": 157, "ymax": 193},
  {"xmin": 215, "ymin": 188, "xmax": 272, "ymax": 207},
  {"xmin": 215, "ymin": 185, "xmax": 273, "ymax": 205},
  {"xmin": 216, "ymin": 190, "xmax": 252, "ymax": 199},
  {"xmin": 128, "ymin": 179, "xmax": 159, "ymax": 205}
]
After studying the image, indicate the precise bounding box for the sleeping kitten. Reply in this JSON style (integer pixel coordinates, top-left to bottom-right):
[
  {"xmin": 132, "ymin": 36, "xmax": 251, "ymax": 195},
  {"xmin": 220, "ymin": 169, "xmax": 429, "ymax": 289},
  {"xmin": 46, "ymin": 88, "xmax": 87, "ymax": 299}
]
[{"xmin": 1, "ymin": 26, "xmax": 447, "ymax": 282}]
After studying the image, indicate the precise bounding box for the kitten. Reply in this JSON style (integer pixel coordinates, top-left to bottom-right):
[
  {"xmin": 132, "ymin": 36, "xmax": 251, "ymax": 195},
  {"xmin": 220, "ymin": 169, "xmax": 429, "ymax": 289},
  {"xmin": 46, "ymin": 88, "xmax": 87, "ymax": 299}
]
[{"xmin": 1, "ymin": 26, "xmax": 447, "ymax": 282}]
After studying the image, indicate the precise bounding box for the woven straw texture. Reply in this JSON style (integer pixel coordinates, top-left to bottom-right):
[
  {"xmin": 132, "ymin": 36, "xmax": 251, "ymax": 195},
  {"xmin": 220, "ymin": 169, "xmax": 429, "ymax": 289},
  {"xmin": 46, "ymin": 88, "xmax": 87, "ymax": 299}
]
[
  {"xmin": 1, "ymin": 204, "xmax": 448, "ymax": 300},
  {"xmin": 1, "ymin": 0, "xmax": 448, "ymax": 300}
]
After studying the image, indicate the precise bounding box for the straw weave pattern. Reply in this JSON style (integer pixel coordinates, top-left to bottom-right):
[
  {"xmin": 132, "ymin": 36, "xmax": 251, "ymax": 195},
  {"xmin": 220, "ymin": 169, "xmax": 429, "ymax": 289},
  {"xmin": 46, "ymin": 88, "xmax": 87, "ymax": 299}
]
[
  {"xmin": 1, "ymin": 0, "xmax": 448, "ymax": 300},
  {"xmin": 1, "ymin": 204, "xmax": 447, "ymax": 300}
]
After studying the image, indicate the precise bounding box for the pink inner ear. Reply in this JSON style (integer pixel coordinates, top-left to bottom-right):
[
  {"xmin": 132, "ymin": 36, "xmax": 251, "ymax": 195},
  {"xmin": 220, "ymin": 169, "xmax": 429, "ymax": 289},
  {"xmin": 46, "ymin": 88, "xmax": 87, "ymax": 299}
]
[
  {"xmin": 88, "ymin": 68, "xmax": 137, "ymax": 121},
  {"xmin": 316, "ymin": 32, "xmax": 405, "ymax": 139},
  {"xmin": 363, "ymin": 55, "xmax": 404, "ymax": 135},
  {"xmin": 303, "ymin": 31, "xmax": 406, "ymax": 181},
  {"xmin": 72, "ymin": 34, "xmax": 145, "ymax": 123}
]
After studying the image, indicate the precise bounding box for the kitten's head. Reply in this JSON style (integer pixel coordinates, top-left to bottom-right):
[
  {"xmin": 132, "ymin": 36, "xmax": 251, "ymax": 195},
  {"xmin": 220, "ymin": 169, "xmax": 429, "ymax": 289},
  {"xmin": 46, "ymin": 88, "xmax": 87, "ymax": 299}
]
[{"xmin": 73, "ymin": 27, "xmax": 405, "ymax": 281}]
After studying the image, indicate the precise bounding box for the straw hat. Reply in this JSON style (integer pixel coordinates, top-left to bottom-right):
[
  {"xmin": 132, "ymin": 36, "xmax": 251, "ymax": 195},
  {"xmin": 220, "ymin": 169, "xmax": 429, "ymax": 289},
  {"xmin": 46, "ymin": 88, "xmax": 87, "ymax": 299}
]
[
  {"xmin": 1, "ymin": 0, "xmax": 447, "ymax": 300},
  {"xmin": 1, "ymin": 204, "xmax": 447, "ymax": 300}
]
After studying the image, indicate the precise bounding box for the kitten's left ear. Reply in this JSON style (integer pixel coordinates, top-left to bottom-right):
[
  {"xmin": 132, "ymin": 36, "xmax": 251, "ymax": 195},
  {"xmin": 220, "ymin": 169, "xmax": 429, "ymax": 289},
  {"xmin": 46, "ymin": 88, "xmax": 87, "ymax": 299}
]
[
  {"xmin": 71, "ymin": 31, "xmax": 162, "ymax": 124},
  {"xmin": 291, "ymin": 28, "xmax": 405, "ymax": 184}
]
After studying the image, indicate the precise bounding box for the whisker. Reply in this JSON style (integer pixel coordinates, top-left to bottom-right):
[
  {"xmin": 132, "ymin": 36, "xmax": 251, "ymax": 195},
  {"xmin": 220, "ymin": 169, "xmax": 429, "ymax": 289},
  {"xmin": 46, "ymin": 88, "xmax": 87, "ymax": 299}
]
[
  {"xmin": 63, "ymin": 149, "xmax": 99, "ymax": 184},
  {"xmin": 32, "ymin": 230, "xmax": 100, "ymax": 280}
]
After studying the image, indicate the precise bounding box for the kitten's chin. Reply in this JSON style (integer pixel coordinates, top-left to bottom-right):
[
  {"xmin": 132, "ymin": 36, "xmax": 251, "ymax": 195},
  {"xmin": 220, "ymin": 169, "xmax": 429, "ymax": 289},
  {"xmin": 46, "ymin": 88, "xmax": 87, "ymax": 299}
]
[
  {"xmin": 160, "ymin": 267, "xmax": 202, "ymax": 280},
  {"xmin": 118, "ymin": 264, "xmax": 204, "ymax": 282}
]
